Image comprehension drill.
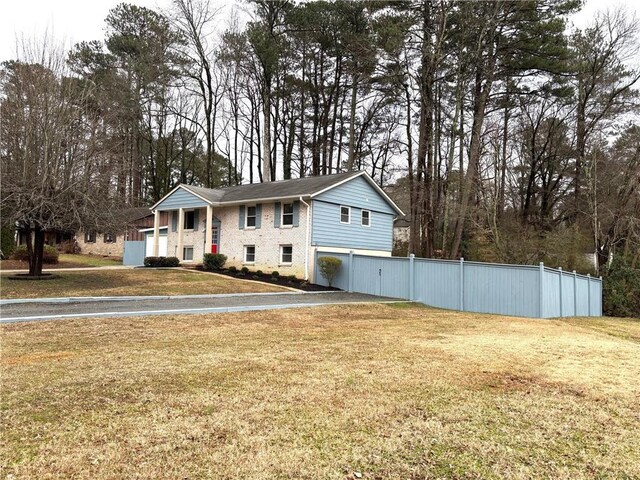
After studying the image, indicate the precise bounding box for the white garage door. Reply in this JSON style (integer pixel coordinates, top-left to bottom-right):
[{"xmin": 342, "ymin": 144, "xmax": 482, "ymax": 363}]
[{"xmin": 145, "ymin": 233, "xmax": 168, "ymax": 257}]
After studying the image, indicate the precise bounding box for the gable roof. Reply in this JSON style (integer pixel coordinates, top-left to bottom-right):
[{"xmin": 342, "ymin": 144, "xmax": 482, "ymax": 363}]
[{"xmin": 152, "ymin": 171, "xmax": 404, "ymax": 215}]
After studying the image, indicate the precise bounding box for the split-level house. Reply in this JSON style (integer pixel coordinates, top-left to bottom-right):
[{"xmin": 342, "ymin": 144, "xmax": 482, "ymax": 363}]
[{"xmin": 132, "ymin": 171, "xmax": 403, "ymax": 281}]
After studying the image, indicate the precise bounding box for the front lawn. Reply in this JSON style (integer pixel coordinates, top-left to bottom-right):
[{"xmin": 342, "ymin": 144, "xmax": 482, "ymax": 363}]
[
  {"xmin": 0, "ymin": 253, "xmax": 121, "ymax": 270},
  {"xmin": 2, "ymin": 305, "xmax": 639, "ymax": 479},
  {"xmin": 0, "ymin": 268, "xmax": 287, "ymax": 299}
]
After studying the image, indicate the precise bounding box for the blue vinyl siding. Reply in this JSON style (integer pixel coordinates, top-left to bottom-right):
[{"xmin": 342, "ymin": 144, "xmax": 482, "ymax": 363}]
[
  {"xmin": 155, "ymin": 187, "xmax": 209, "ymax": 210},
  {"xmin": 313, "ymin": 175, "xmax": 396, "ymax": 215},
  {"xmin": 311, "ymin": 176, "xmax": 396, "ymax": 251},
  {"xmin": 312, "ymin": 200, "xmax": 394, "ymax": 250}
]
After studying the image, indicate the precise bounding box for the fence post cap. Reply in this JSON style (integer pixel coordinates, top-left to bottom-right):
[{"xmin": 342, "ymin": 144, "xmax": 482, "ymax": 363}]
[
  {"xmin": 460, "ymin": 257, "xmax": 464, "ymax": 261},
  {"xmin": 540, "ymin": 262, "xmax": 544, "ymax": 267},
  {"xmin": 587, "ymin": 273, "xmax": 591, "ymax": 278},
  {"xmin": 559, "ymin": 267, "xmax": 563, "ymax": 272},
  {"xmin": 409, "ymin": 253, "xmax": 415, "ymax": 259},
  {"xmin": 573, "ymin": 270, "xmax": 576, "ymax": 273}
]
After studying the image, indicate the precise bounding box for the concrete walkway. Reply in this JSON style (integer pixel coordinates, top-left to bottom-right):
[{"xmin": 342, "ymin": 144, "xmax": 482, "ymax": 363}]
[{"xmin": 0, "ymin": 292, "xmax": 401, "ymax": 324}]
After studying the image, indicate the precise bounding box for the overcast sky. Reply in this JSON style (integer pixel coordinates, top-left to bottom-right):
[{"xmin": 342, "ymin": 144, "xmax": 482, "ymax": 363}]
[{"xmin": 0, "ymin": 0, "xmax": 637, "ymax": 64}]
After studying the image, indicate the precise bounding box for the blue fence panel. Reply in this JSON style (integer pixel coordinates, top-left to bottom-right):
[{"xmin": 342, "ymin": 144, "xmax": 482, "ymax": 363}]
[
  {"xmin": 314, "ymin": 250, "xmax": 602, "ymax": 318},
  {"xmin": 464, "ymin": 262, "xmax": 540, "ymax": 317},
  {"xmin": 413, "ymin": 259, "xmax": 460, "ymax": 310},
  {"xmin": 590, "ymin": 279, "xmax": 602, "ymax": 316},
  {"xmin": 376, "ymin": 257, "xmax": 410, "ymax": 299},
  {"xmin": 543, "ymin": 269, "xmax": 561, "ymax": 318},
  {"xmin": 123, "ymin": 241, "xmax": 146, "ymax": 266},
  {"xmin": 560, "ymin": 272, "xmax": 576, "ymax": 316},
  {"xmin": 575, "ymin": 276, "xmax": 590, "ymax": 316}
]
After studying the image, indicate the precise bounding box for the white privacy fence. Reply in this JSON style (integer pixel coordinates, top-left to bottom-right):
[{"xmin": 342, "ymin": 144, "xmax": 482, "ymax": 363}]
[{"xmin": 315, "ymin": 251, "xmax": 602, "ymax": 318}]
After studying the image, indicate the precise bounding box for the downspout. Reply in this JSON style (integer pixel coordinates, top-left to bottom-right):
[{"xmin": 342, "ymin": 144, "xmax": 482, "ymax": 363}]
[{"xmin": 299, "ymin": 196, "xmax": 311, "ymax": 280}]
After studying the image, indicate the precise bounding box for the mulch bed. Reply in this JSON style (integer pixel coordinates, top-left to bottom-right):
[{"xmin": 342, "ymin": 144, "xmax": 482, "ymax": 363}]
[
  {"xmin": 7, "ymin": 273, "xmax": 60, "ymax": 281},
  {"xmin": 189, "ymin": 265, "xmax": 339, "ymax": 292}
]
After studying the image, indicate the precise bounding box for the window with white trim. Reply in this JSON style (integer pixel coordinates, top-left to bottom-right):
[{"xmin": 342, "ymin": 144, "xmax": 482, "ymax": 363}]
[
  {"xmin": 246, "ymin": 206, "xmax": 257, "ymax": 228},
  {"xmin": 282, "ymin": 203, "xmax": 294, "ymax": 226},
  {"xmin": 244, "ymin": 245, "xmax": 256, "ymax": 263},
  {"xmin": 183, "ymin": 246, "xmax": 194, "ymax": 261},
  {"xmin": 184, "ymin": 210, "xmax": 195, "ymax": 230},
  {"xmin": 361, "ymin": 210, "xmax": 370, "ymax": 227},
  {"xmin": 104, "ymin": 233, "xmax": 116, "ymax": 243},
  {"xmin": 85, "ymin": 231, "xmax": 96, "ymax": 243},
  {"xmin": 340, "ymin": 206, "xmax": 350, "ymax": 224},
  {"xmin": 280, "ymin": 245, "xmax": 293, "ymax": 264}
]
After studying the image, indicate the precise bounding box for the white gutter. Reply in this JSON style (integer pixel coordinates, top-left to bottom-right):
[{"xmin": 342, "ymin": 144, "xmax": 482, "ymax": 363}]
[{"xmin": 299, "ymin": 196, "xmax": 311, "ymax": 281}]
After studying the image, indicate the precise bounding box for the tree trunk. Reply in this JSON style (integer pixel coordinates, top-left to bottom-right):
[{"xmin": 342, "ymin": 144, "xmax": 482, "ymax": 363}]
[
  {"xmin": 26, "ymin": 226, "xmax": 46, "ymax": 276},
  {"xmin": 450, "ymin": 62, "xmax": 495, "ymax": 259},
  {"xmin": 262, "ymin": 84, "xmax": 272, "ymax": 182},
  {"xmin": 347, "ymin": 72, "xmax": 358, "ymax": 171}
]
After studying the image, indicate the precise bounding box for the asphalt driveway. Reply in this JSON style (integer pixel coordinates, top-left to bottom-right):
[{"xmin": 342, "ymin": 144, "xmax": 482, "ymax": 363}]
[{"xmin": 0, "ymin": 292, "xmax": 400, "ymax": 323}]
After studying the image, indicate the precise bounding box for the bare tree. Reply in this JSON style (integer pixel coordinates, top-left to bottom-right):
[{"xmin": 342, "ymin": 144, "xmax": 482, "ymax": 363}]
[{"xmin": 1, "ymin": 38, "xmax": 118, "ymax": 275}]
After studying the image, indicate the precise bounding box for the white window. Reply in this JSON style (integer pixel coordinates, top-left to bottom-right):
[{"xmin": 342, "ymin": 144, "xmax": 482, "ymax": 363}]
[
  {"xmin": 183, "ymin": 246, "xmax": 194, "ymax": 261},
  {"xmin": 104, "ymin": 233, "xmax": 116, "ymax": 243},
  {"xmin": 280, "ymin": 245, "xmax": 293, "ymax": 264},
  {"xmin": 85, "ymin": 231, "xmax": 96, "ymax": 243},
  {"xmin": 361, "ymin": 210, "xmax": 371, "ymax": 227},
  {"xmin": 244, "ymin": 245, "xmax": 255, "ymax": 263},
  {"xmin": 340, "ymin": 206, "xmax": 351, "ymax": 224},
  {"xmin": 246, "ymin": 206, "xmax": 257, "ymax": 228},
  {"xmin": 282, "ymin": 203, "xmax": 294, "ymax": 226},
  {"xmin": 184, "ymin": 210, "xmax": 195, "ymax": 230}
]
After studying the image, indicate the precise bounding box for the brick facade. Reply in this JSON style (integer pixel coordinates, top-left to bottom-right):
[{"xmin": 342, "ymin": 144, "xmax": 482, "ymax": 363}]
[
  {"xmin": 217, "ymin": 203, "xmax": 310, "ymax": 278},
  {"xmin": 76, "ymin": 231, "xmax": 125, "ymax": 257}
]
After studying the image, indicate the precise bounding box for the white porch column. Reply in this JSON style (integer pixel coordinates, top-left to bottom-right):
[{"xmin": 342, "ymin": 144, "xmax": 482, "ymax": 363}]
[
  {"xmin": 177, "ymin": 208, "xmax": 184, "ymax": 260},
  {"xmin": 152, "ymin": 210, "xmax": 160, "ymax": 256},
  {"xmin": 205, "ymin": 205, "xmax": 213, "ymax": 254}
]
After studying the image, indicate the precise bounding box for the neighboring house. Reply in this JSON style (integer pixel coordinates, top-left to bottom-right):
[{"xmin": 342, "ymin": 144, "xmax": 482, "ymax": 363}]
[
  {"xmin": 393, "ymin": 216, "xmax": 411, "ymax": 244},
  {"xmin": 132, "ymin": 171, "xmax": 404, "ymax": 280},
  {"xmin": 75, "ymin": 207, "xmax": 154, "ymax": 257},
  {"xmin": 16, "ymin": 229, "xmax": 74, "ymax": 247}
]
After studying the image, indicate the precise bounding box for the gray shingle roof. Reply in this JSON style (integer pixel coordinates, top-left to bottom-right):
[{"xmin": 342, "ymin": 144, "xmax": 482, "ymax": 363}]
[
  {"xmin": 183, "ymin": 171, "xmax": 363, "ymax": 204},
  {"xmin": 156, "ymin": 171, "xmax": 404, "ymax": 215}
]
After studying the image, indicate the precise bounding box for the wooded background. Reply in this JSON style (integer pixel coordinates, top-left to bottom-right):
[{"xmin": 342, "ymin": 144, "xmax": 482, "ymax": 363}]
[{"xmin": 1, "ymin": 0, "xmax": 639, "ymax": 312}]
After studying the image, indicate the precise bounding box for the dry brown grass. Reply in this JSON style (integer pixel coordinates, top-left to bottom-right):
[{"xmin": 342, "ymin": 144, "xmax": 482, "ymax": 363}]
[
  {"xmin": 1, "ymin": 304, "xmax": 639, "ymax": 479},
  {"xmin": 0, "ymin": 268, "xmax": 286, "ymax": 299}
]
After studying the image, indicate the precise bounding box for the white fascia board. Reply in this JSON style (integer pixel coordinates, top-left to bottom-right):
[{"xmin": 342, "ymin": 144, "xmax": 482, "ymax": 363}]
[
  {"xmin": 310, "ymin": 171, "xmax": 405, "ymax": 216},
  {"xmin": 138, "ymin": 226, "xmax": 169, "ymax": 233},
  {"xmin": 309, "ymin": 171, "xmax": 365, "ymax": 198},
  {"xmin": 150, "ymin": 184, "xmax": 214, "ymax": 212},
  {"xmin": 178, "ymin": 185, "xmax": 216, "ymax": 206}
]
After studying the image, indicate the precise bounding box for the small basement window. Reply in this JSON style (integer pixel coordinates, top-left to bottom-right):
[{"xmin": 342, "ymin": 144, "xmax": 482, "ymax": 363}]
[
  {"xmin": 183, "ymin": 246, "xmax": 194, "ymax": 261},
  {"xmin": 246, "ymin": 206, "xmax": 257, "ymax": 228},
  {"xmin": 85, "ymin": 231, "xmax": 96, "ymax": 243},
  {"xmin": 340, "ymin": 206, "xmax": 350, "ymax": 224},
  {"xmin": 282, "ymin": 203, "xmax": 294, "ymax": 226},
  {"xmin": 280, "ymin": 245, "xmax": 293, "ymax": 264},
  {"xmin": 184, "ymin": 210, "xmax": 195, "ymax": 230},
  {"xmin": 361, "ymin": 210, "xmax": 370, "ymax": 227},
  {"xmin": 244, "ymin": 245, "xmax": 256, "ymax": 263}
]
